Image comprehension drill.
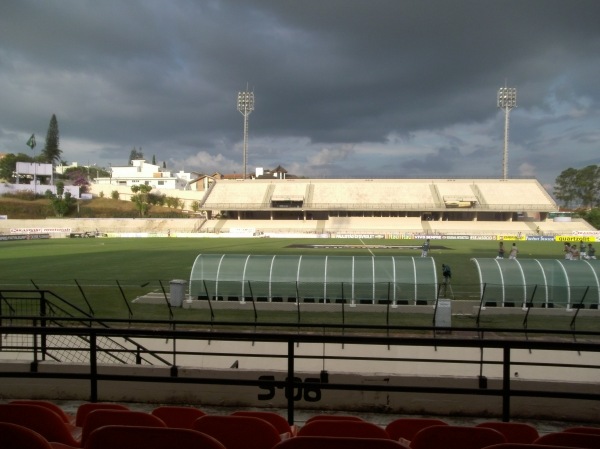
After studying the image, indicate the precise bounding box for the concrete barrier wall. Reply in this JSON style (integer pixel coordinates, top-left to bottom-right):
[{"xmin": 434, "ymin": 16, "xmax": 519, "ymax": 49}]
[
  {"xmin": 0, "ymin": 361, "xmax": 598, "ymax": 421},
  {"xmin": 0, "ymin": 218, "xmax": 203, "ymax": 235}
]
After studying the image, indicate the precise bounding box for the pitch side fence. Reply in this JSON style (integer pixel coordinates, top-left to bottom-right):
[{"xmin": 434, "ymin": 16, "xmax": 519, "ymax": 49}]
[{"xmin": 1, "ymin": 306, "xmax": 600, "ymax": 423}]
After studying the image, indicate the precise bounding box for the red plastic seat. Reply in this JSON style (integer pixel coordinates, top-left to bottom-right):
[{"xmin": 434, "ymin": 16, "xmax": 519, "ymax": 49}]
[
  {"xmin": 410, "ymin": 425, "xmax": 506, "ymax": 449},
  {"xmin": 385, "ymin": 418, "xmax": 448, "ymax": 441},
  {"xmin": 85, "ymin": 425, "xmax": 226, "ymax": 449},
  {"xmin": 151, "ymin": 406, "xmax": 207, "ymax": 429},
  {"xmin": 274, "ymin": 435, "xmax": 409, "ymax": 449},
  {"xmin": 232, "ymin": 410, "xmax": 297, "ymax": 437},
  {"xmin": 476, "ymin": 422, "xmax": 539, "ymax": 444},
  {"xmin": 534, "ymin": 431, "xmax": 600, "ymax": 448},
  {"xmin": 0, "ymin": 422, "xmax": 54, "ymax": 449},
  {"xmin": 297, "ymin": 419, "xmax": 390, "ymax": 439},
  {"xmin": 193, "ymin": 415, "xmax": 282, "ymax": 449},
  {"xmin": 305, "ymin": 414, "xmax": 364, "ymax": 423},
  {"xmin": 0, "ymin": 404, "xmax": 81, "ymax": 447},
  {"xmin": 563, "ymin": 426, "xmax": 600, "ymax": 435},
  {"xmin": 81, "ymin": 409, "xmax": 166, "ymax": 446},
  {"xmin": 10, "ymin": 400, "xmax": 75, "ymax": 425},
  {"xmin": 483, "ymin": 444, "xmax": 579, "ymax": 449},
  {"xmin": 75, "ymin": 402, "xmax": 130, "ymax": 427}
]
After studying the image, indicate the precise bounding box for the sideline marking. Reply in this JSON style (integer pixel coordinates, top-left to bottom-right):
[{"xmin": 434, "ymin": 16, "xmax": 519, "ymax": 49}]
[{"xmin": 359, "ymin": 238, "xmax": 375, "ymax": 256}]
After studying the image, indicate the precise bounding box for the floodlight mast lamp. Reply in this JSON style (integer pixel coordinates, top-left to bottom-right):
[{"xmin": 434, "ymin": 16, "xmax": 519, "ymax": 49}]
[
  {"xmin": 497, "ymin": 86, "xmax": 517, "ymax": 180},
  {"xmin": 237, "ymin": 89, "xmax": 254, "ymax": 179}
]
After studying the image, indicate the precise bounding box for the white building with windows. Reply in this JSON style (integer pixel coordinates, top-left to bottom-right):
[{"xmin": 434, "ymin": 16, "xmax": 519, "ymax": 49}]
[{"xmin": 95, "ymin": 160, "xmax": 195, "ymax": 190}]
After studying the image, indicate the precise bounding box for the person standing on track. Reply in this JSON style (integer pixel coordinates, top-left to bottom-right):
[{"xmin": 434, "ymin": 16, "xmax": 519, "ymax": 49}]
[
  {"xmin": 564, "ymin": 242, "xmax": 572, "ymax": 260},
  {"xmin": 579, "ymin": 240, "xmax": 587, "ymax": 259},
  {"xmin": 441, "ymin": 264, "xmax": 452, "ymax": 297},
  {"xmin": 509, "ymin": 243, "xmax": 519, "ymax": 259},
  {"xmin": 497, "ymin": 241, "xmax": 505, "ymax": 259},
  {"xmin": 421, "ymin": 239, "xmax": 430, "ymax": 257}
]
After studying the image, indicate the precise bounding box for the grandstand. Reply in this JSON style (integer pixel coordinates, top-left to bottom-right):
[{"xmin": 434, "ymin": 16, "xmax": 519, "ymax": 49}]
[
  {"xmin": 2, "ymin": 177, "xmax": 594, "ymax": 238},
  {"xmin": 199, "ymin": 178, "xmax": 594, "ymax": 236}
]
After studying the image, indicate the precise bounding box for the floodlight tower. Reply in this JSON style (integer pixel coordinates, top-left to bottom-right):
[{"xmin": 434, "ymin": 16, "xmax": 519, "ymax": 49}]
[
  {"xmin": 237, "ymin": 88, "xmax": 254, "ymax": 179},
  {"xmin": 497, "ymin": 86, "xmax": 517, "ymax": 180}
]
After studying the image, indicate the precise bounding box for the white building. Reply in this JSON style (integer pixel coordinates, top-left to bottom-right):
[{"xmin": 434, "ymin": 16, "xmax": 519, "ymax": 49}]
[{"xmin": 96, "ymin": 160, "xmax": 195, "ymax": 190}]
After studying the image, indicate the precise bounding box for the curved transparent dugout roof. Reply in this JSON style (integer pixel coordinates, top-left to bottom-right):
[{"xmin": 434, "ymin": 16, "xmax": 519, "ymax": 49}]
[
  {"xmin": 190, "ymin": 254, "xmax": 440, "ymax": 304},
  {"xmin": 471, "ymin": 258, "xmax": 600, "ymax": 308}
]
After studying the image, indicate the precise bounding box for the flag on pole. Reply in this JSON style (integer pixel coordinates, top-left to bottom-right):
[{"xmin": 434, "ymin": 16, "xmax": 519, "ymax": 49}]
[{"xmin": 26, "ymin": 134, "xmax": 36, "ymax": 149}]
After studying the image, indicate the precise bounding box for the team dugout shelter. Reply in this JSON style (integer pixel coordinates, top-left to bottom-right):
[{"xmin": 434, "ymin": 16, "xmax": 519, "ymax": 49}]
[
  {"xmin": 472, "ymin": 258, "xmax": 600, "ymax": 309},
  {"xmin": 190, "ymin": 254, "xmax": 441, "ymax": 305}
]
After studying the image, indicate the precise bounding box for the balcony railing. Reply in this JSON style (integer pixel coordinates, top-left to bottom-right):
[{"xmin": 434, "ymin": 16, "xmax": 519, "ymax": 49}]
[{"xmin": 0, "ymin": 319, "xmax": 598, "ymax": 423}]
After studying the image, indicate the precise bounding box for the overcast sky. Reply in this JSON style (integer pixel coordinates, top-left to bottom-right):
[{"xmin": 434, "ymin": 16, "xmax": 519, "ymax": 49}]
[{"xmin": 1, "ymin": 1, "xmax": 599, "ymax": 190}]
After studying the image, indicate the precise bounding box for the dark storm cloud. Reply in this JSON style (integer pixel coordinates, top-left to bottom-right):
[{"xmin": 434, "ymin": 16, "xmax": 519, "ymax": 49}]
[{"xmin": 0, "ymin": 0, "xmax": 599, "ymax": 185}]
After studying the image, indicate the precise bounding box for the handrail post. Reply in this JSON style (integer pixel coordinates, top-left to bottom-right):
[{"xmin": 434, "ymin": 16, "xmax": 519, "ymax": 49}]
[
  {"xmin": 31, "ymin": 319, "xmax": 39, "ymax": 371},
  {"xmin": 40, "ymin": 290, "xmax": 47, "ymax": 361},
  {"xmin": 570, "ymin": 286, "xmax": 589, "ymax": 330},
  {"xmin": 286, "ymin": 339, "xmax": 295, "ymax": 426},
  {"xmin": 502, "ymin": 345, "xmax": 511, "ymax": 422},
  {"xmin": 476, "ymin": 283, "xmax": 487, "ymax": 328},
  {"xmin": 90, "ymin": 332, "xmax": 98, "ymax": 402},
  {"xmin": 341, "ymin": 283, "xmax": 345, "ymax": 329}
]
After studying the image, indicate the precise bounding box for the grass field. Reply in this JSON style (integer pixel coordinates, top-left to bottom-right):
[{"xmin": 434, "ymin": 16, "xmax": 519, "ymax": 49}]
[
  {"xmin": 0, "ymin": 237, "xmax": 597, "ymax": 332},
  {"xmin": 0, "ymin": 236, "xmax": 568, "ymax": 283}
]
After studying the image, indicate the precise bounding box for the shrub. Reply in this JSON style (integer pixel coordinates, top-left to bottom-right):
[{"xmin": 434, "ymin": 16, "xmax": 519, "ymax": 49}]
[
  {"xmin": 165, "ymin": 196, "xmax": 179, "ymax": 208},
  {"xmin": 148, "ymin": 192, "xmax": 166, "ymax": 206},
  {"xmin": 111, "ymin": 190, "xmax": 120, "ymax": 200},
  {"xmin": 1, "ymin": 190, "xmax": 41, "ymax": 201}
]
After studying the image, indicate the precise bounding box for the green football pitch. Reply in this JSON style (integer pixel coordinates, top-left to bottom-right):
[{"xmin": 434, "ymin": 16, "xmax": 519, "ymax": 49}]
[
  {"xmin": 1, "ymin": 237, "xmax": 595, "ymax": 331},
  {"xmin": 0, "ymin": 236, "xmax": 566, "ymax": 285}
]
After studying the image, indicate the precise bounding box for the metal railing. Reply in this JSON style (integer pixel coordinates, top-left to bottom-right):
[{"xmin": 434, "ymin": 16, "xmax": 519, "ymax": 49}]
[
  {"xmin": 0, "ymin": 289, "xmax": 170, "ymax": 366},
  {"xmin": 1, "ymin": 319, "xmax": 599, "ymax": 424}
]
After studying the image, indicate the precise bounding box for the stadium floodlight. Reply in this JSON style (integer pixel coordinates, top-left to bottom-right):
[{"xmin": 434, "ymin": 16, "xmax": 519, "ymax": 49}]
[
  {"xmin": 497, "ymin": 86, "xmax": 517, "ymax": 180},
  {"xmin": 237, "ymin": 88, "xmax": 255, "ymax": 179}
]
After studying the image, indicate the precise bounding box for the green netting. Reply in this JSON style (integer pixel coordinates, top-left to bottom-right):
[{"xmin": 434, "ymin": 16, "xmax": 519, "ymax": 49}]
[
  {"xmin": 190, "ymin": 254, "xmax": 439, "ymax": 304},
  {"xmin": 471, "ymin": 258, "xmax": 600, "ymax": 308}
]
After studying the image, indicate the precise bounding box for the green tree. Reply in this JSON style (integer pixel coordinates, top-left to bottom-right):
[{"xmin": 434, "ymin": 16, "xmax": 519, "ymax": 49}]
[
  {"xmin": 554, "ymin": 167, "xmax": 580, "ymax": 208},
  {"xmin": 575, "ymin": 165, "xmax": 600, "ymax": 208},
  {"xmin": 63, "ymin": 168, "xmax": 90, "ymax": 193},
  {"xmin": 129, "ymin": 147, "xmax": 144, "ymax": 165},
  {"xmin": 0, "ymin": 153, "xmax": 34, "ymax": 182},
  {"xmin": 579, "ymin": 208, "xmax": 600, "ymax": 230},
  {"xmin": 152, "ymin": 154, "xmax": 156, "ymax": 165},
  {"xmin": 41, "ymin": 114, "xmax": 62, "ymax": 165},
  {"xmin": 130, "ymin": 184, "xmax": 152, "ymax": 216},
  {"xmin": 554, "ymin": 165, "xmax": 600, "ymax": 209},
  {"xmin": 55, "ymin": 181, "xmax": 65, "ymax": 196},
  {"xmin": 50, "ymin": 191, "xmax": 75, "ymax": 217}
]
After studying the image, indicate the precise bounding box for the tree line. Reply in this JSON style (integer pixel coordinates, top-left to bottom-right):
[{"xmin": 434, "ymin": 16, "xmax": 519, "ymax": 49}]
[
  {"xmin": 553, "ymin": 165, "xmax": 600, "ymax": 209},
  {"xmin": 554, "ymin": 165, "xmax": 600, "ymax": 229},
  {"xmin": 0, "ymin": 114, "xmax": 62, "ymax": 181}
]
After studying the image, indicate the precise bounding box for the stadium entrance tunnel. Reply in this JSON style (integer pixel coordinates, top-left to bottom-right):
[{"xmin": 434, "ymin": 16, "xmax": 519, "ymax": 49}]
[
  {"xmin": 190, "ymin": 254, "xmax": 440, "ymax": 305},
  {"xmin": 471, "ymin": 258, "xmax": 600, "ymax": 309}
]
